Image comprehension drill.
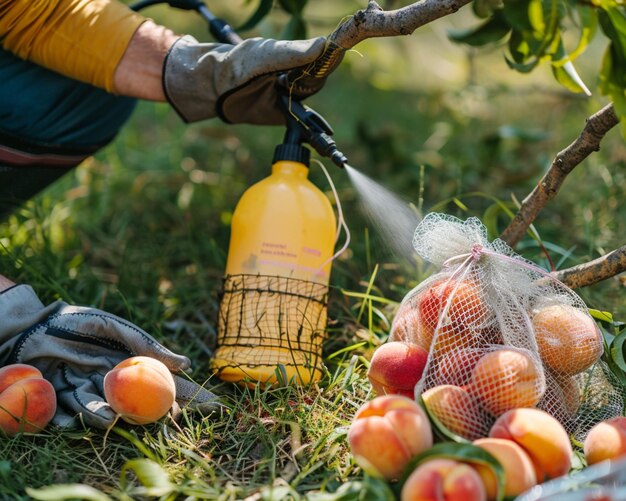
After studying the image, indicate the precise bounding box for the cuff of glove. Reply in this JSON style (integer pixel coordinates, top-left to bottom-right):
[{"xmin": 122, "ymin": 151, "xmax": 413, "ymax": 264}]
[
  {"xmin": 0, "ymin": 285, "xmax": 61, "ymax": 339},
  {"xmin": 162, "ymin": 35, "xmax": 216, "ymax": 124}
]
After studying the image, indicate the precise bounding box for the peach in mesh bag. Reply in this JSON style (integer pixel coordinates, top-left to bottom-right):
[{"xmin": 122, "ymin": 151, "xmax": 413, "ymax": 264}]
[{"xmin": 390, "ymin": 213, "xmax": 619, "ymax": 440}]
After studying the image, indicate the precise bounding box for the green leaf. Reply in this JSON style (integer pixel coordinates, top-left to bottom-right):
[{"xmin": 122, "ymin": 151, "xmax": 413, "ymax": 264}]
[
  {"xmin": 419, "ymin": 396, "xmax": 470, "ymax": 444},
  {"xmin": 589, "ymin": 309, "xmax": 614, "ymax": 324},
  {"xmin": 120, "ymin": 459, "xmax": 174, "ymax": 497},
  {"xmin": 398, "ymin": 443, "xmax": 506, "ymax": 501},
  {"xmin": 528, "ymin": 0, "xmax": 547, "ymax": 34},
  {"xmin": 502, "ymin": 0, "xmax": 534, "ymax": 32},
  {"xmin": 563, "ymin": 5, "xmax": 598, "ymax": 62},
  {"xmin": 482, "ymin": 203, "xmax": 505, "ymax": 240},
  {"xmin": 551, "ymin": 40, "xmax": 592, "ymax": 95},
  {"xmin": 473, "ymin": 0, "xmax": 504, "ymax": 19},
  {"xmin": 237, "ymin": 0, "xmax": 273, "ymax": 31},
  {"xmin": 449, "ymin": 12, "xmax": 511, "ymax": 46},
  {"xmin": 452, "ymin": 197, "xmax": 469, "ymax": 211},
  {"xmin": 506, "ymin": 29, "xmax": 542, "ymax": 70},
  {"xmin": 610, "ymin": 328, "xmax": 626, "ymax": 374},
  {"xmin": 26, "ymin": 484, "xmax": 112, "ymax": 501},
  {"xmin": 505, "ymin": 54, "xmax": 539, "ymax": 73}
]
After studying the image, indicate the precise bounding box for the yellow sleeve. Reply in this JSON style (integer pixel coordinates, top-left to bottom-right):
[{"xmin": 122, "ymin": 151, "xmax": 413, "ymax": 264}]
[{"xmin": 0, "ymin": 0, "xmax": 147, "ymax": 93}]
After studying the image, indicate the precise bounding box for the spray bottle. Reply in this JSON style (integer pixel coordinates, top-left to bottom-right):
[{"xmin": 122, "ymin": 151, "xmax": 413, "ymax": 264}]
[
  {"xmin": 212, "ymin": 96, "xmax": 348, "ymax": 385},
  {"xmin": 130, "ymin": 0, "xmax": 348, "ymax": 386}
]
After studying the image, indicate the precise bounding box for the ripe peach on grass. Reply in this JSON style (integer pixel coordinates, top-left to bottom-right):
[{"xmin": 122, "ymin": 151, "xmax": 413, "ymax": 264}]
[
  {"xmin": 421, "ymin": 384, "xmax": 489, "ymax": 440},
  {"xmin": 532, "ymin": 303, "xmax": 603, "ymax": 375},
  {"xmin": 103, "ymin": 356, "xmax": 176, "ymax": 425},
  {"xmin": 489, "ymin": 408, "xmax": 573, "ymax": 481},
  {"xmin": 469, "ymin": 348, "xmax": 545, "ymax": 417},
  {"xmin": 367, "ymin": 341, "xmax": 429, "ymax": 398},
  {"xmin": 472, "ymin": 437, "xmax": 537, "ymax": 500},
  {"xmin": 584, "ymin": 416, "xmax": 626, "ymax": 465},
  {"xmin": 401, "ymin": 458, "xmax": 487, "ymax": 501},
  {"xmin": 348, "ymin": 395, "xmax": 433, "ymax": 480},
  {"xmin": 0, "ymin": 364, "xmax": 56, "ymax": 436}
]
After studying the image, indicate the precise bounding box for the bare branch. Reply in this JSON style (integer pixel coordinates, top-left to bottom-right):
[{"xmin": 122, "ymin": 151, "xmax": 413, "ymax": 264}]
[
  {"xmin": 554, "ymin": 245, "xmax": 626, "ymax": 289},
  {"xmin": 329, "ymin": 0, "xmax": 472, "ymax": 48},
  {"xmin": 500, "ymin": 104, "xmax": 619, "ymax": 247},
  {"xmin": 291, "ymin": 0, "xmax": 472, "ymax": 98}
]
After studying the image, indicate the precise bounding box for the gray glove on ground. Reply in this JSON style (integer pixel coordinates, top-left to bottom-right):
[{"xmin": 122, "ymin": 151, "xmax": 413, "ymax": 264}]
[
  {"xmin": 0, "ymin": 284, "xmax": 220, "ymax": 429},
  {"xmin": 163, "ymin": 36, "xmax": 327, "ymax": 125}
]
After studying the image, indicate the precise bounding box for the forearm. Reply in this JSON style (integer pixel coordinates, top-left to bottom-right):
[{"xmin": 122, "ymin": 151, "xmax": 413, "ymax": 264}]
[
  {"xmin": 0, "ymin": 0, "xmax": 151, "ymax": 93},
  {"xmin": 113, "ymin": 21, "xmax": 180, "ymax": 102},
  {"xmin": 0, "ymin": 275, "xmax": 16, "ymax": 293}
]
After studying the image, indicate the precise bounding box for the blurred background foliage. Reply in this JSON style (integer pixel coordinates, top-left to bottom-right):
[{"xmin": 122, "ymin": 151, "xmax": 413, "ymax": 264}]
[{"xmin": 1, "ymin": 0, "xmax": 625, "ymax": 366}]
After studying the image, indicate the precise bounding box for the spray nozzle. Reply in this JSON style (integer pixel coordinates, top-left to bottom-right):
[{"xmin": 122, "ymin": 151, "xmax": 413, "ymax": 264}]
[{"xmin": 277, "ymin": 94, "xmax": 347, "ymax": 168}]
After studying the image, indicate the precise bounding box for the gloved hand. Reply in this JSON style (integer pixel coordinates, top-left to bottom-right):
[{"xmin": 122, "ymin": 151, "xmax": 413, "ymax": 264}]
[
  {"xmin": 162, "ymin": 36, "xmax": 328, "ymax": 125},
  {"xmin": 0, "ymin": 284, "xmax": 221, "ymax": 429}
]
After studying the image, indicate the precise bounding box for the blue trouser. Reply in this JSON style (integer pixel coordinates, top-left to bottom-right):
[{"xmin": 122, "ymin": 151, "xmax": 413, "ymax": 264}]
[{"xmin": 0, "ymin": 48, "xmax": 137, "ymax": 217}]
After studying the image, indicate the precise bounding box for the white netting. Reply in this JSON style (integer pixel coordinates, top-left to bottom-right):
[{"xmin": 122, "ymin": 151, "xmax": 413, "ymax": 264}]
[{"xmin": 389, "ymin": 213, "xmax": 619, "ymax": 441}]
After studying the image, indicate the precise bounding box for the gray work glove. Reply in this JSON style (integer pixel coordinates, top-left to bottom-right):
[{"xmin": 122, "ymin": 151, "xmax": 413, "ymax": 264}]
[
  {"xmin": 163, "ymin": 36, "xmax": 327, "ymax": 125},
  {"xmin": 0, "ymin": 284, "xmax": 221, "ymax": 429}
]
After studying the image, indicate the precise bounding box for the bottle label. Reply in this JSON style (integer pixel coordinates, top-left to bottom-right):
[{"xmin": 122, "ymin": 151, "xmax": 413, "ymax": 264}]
[
  {"xmin": 235, "ymin": 240, "xmax": 329, "ymax": 281},
  {"xmin": 261, "ymin": 241, "xmax": 297, "ymax": 259}
]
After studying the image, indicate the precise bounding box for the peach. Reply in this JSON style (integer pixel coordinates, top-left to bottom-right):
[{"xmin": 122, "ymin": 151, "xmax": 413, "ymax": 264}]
[
  {"xmin": 391, "ymin": 300, "xmax": 435, "ymax": 351},
  {"xmin": 0, "ymin": 364, "xmax": 56, "ymax": 436},
  {"xmin": 540, "ymin": 375, "xmax": 581, "ymax": 423},
  {"xmin": 480, "ymin": 325, "xmax": 504, "ymax": 346},
  {"xmin": 584, "ymin": 417, "xmax": 626, "ymax": 465},
  {"xmin": 436, "ymin": 348, "xmax": 485, "ymax": 386},
  {"xmin": 421, "ymin": 385, "xmax": 489, "ymax": 440},
  {"xmin": 418, "ymin": 277, "xmax": 488, "ymax": 333},
  {"xmin": 348, "ymin": 395, "xmax": 433, "ymax": 480},
  {"xmin": 532, "ymin": 304, "xmax": 603, "ymax": 375},
  {"xmin": 103, "ymin": 356, "xmax": 176, "ymax": 425},
  {"xmin": 469, "ymin": 348, "xmax": 545, "ymax": 417},
  {"xmin": 401, "ymin": 458, "xmax": 487, "ymax": 501},
  {"xmin": 473, "ymin": 437, "xmax": 537, "ymax": 500},
  {"xmin": 367, "ymin": 342, "xmax": 429, "ymax": 398},
  {"xmin": 490, "ymin": 408, "xmax": 572, "ymax": 481}
]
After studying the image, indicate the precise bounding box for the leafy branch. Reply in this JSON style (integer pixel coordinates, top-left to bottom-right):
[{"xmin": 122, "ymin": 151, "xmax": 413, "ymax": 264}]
[{"xmin": 269, "ymin": 0, "xmax": 626, "ymax": 288}]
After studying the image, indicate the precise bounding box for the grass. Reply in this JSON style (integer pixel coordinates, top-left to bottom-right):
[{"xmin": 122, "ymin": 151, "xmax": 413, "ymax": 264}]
[{"xmin": 1, "ymin": 2, "xmax": 626, "ymax": 498}]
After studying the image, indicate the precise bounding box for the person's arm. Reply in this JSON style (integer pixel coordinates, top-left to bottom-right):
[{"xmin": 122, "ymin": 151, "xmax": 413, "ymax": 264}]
[
  {"xmin": 113, "ymin": 20, "xmax": 179, "ymax": 101},
  {"xmin": 0, "ymin": 275, "xmax": 15, "ymax": 292},
  {"xmin": 0, "ymin": 0, "xmax": 158, "ymax": 95},
  {"xmin": 1, "ymin": 0, "xmax": 329, "ymax": 125}
]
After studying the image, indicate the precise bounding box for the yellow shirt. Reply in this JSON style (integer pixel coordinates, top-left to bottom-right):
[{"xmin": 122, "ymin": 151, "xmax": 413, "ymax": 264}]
[{"xmin": 0, "ymin": 0, "xmax": 146, "ymax": 93}]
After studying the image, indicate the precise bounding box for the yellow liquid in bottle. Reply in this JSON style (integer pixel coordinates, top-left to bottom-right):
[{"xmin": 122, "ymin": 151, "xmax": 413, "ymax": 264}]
[{"xmin": 213, "ymin": 160, "xmax": 336, "ymax": 385}]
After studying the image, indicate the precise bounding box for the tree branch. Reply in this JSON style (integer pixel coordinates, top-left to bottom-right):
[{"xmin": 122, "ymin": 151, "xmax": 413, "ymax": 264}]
[
  {"xmin": 291, "ymin": 0, "xmax": 473, "ymax": 104},
  {"xmin": 554, "ymin": 245, "xmax": 626, "ymax": 289},
  {"xmin": 500, "ymin": 104, "xmax": 619, "ymax": 247},
  {"xmin": 329, "ymin": 0, "xmax": 472, "ymax": 48}
]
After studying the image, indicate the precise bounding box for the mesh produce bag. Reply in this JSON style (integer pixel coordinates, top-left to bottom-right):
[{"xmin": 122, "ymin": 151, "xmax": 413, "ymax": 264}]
[{"xmin": 390, "ymin": 213, "xmax": 621, "ymax": 441}]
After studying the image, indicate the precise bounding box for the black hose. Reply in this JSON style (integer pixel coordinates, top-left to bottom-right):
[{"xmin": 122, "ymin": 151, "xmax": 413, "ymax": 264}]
[
  {"xmin": 130, "ymin": 0, "xmax": 204, "ymax": 12},
  {"xmin": 129, "ymin": 0, "xmax": 164, "ymax": 12}
]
